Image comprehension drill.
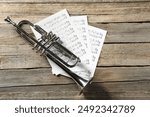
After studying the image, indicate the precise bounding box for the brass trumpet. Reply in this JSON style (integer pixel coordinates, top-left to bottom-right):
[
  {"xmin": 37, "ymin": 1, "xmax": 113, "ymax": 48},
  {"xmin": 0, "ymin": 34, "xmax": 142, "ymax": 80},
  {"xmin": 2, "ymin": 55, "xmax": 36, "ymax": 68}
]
[{"xmin": 5, "ymin": 16, "xmax": 91, "ymax": 89}]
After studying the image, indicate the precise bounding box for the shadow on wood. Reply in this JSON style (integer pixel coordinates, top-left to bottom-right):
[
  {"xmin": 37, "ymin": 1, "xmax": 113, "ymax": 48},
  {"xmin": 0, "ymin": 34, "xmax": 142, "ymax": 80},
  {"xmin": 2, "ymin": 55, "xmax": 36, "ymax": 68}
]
[{"xmin": 83, "ymin": 83, "xmax": 111, "ymax": 100}]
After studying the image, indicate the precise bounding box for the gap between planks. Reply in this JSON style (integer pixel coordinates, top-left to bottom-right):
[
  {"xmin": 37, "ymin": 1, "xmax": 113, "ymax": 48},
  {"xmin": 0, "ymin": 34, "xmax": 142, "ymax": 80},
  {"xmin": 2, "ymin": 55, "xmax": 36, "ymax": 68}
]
[
  {"xmin": 0, "ymin": 66, "xmax": 150, "ymax": 88},
  {"xmin": 0, "ymin": 81, "xmax": 150, "ymax": 99},
  {"xmin": 0, "ymin": 2, "xmax": 150, "ymax": 23}
]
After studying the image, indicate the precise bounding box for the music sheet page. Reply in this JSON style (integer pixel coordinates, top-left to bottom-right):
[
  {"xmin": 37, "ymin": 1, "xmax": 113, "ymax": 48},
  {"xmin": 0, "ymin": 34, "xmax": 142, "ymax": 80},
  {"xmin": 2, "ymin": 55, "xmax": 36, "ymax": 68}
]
[
  {"xmin": 32, "ymin": 9, "xmax": 107, "ymax": 81},
  {"xmin": 88, "ymin": 25, "xmax": 107, "ymax": 77},
  {"xmin": 70, "ymin": 16, "xmax": 107, "ymax": 77},
  {"xmin": 32, "ymin": 9, "xmax": 91, "ymax": 79},
  {"xmin": 50, "ymin": 16, "xmax": 92, "ymax": 77}
]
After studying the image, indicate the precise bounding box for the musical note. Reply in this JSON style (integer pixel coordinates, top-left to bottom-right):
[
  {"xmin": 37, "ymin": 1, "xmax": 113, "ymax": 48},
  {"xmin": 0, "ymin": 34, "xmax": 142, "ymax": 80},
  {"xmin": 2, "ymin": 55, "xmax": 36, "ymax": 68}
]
[
  {"xmin": 88, "ymin": 25, "xmax": 107, "ymax": 77},
  {"xmin": 32, "ymin": 9, "xmax": 92, "ymax": 79},
  {"xmin": 31, "ymin": 9, "xmax": 107, "ymax": 80}
]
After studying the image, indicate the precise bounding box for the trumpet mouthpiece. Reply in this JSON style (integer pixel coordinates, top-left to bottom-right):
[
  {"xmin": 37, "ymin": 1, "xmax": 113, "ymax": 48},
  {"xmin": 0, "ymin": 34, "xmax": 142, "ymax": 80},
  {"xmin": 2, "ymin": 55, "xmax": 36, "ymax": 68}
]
[{"xmin": 4, "ymin": 16, "xmax": 16, "ymax": 26}]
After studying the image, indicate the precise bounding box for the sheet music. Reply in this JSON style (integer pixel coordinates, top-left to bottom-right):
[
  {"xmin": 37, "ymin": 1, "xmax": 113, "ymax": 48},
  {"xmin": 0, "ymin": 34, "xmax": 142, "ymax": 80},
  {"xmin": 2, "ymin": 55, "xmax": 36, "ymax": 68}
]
[
  {"xmin": 88, "ymin": 25, "xmax": 107, "ymax": 77},
  {"xmin": 70, "ymin": 16, "xmax": 90, "ymax": 50},
  {"xmin": 32, "ymin": 9, "xmax": 91, "ymax": 79},
  {"xmin": 31, "ymin": 9, "xmax": 107, "ymax": 81},
  {"xmin": 49, "ymin": 16, "xmax": 92, "ymax": 77}
]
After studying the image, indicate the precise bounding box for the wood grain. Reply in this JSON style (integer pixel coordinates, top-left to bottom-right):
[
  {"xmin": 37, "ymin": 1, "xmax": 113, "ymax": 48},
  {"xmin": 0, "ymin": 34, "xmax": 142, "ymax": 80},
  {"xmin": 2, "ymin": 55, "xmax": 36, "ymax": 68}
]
[
  {"xmin": 0, "ymin": 0, "xmax": 149, "ymax": 3},
  {"xmin": 0, "ymin": 2, "xmax": 150, "ymax": 23},
  {"xmin": 0, "ymin": 44, "xmax": 150, "ymax": 69},
  {"xmin": 0, "ymin": 81, "xmax": 149, "ymax": 99},
  {"xmin": 99, "ymin": 43, "xmax": 150, "ymax": 66},
  {"xmin": 93, "ymin": 23, "xmax": 150, "ymax": 43},
  {"xmin": 1, "ymin": 23, "xmax": 150, "ymax": 45},
  {"xmin": 0, "ymin": 67, "xmax": 150, "ymax": 88}
]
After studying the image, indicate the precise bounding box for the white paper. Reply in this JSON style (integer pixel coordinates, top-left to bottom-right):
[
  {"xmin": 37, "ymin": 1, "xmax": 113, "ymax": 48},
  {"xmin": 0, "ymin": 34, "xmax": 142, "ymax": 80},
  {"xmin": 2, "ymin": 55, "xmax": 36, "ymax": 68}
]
[
  {"xmin": 88, "ymin": 25, "xmax": 107, "ymax": 77},
  {"xmin": 70, "ymin": 16, "xmax": 90, "ymax": 50},
  {"xmin": 31, "ymin": 9, "xmax": 107, "ymax": 82},
  {"xmin": 50, "ymin": 16, "xmax": 92, "ymax": 77},
  {"xmin": 32, "ymin": 9, "xmax": 91, "ymax": 79}
]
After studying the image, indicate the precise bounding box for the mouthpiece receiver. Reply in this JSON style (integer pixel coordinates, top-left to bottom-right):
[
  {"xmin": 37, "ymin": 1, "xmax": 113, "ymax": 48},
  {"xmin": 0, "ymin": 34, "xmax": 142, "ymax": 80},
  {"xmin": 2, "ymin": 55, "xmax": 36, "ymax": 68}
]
[{"xmin": 4, "ymin": 16, "xmax": 17, "ymax": 26}]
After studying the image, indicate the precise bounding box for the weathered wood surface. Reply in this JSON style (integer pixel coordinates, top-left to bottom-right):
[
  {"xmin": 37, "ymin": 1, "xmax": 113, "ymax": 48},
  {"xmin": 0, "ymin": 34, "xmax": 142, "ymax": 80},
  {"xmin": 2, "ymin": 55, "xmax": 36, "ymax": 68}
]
[
  {"xmin": 0, "ymin": 67, "xmax": 150, "ymax": 87},
  {"xmin": 0, "ymin": 81, "xmax": 150, "ymax": 99},
  {"xmin": 0, "ymin": 1, "xmax": 150, "ymax": 99},
  {"xmin": 0, "ymin": 0, "xmax": 149, "ymax": 3},
  {"xmin": 1, "ymin": 23, "xmax": 150, "ymax": 43},
  {"xmin": 0, "ymin": 44, "xmax": 150, "ymax": 69},
  {"xmin": 0, "ymin": 2, "xmax": 150, "ymax": 23}
]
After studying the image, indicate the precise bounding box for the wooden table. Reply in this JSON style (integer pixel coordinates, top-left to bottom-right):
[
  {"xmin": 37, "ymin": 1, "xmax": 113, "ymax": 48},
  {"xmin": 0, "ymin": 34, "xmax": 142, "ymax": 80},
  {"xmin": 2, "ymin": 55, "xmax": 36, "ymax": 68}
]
[{"xmin": 0, "ymin": 0, "xmax": 150, "ymax": 99}]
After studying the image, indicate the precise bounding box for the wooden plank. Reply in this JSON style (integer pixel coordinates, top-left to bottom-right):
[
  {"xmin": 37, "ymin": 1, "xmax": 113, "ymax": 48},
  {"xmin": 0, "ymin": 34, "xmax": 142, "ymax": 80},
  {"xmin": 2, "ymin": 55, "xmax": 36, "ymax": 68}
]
[
  {"xmin": 0, "ymin": 0, "xmax": 149, "ymax": 3},
  {"xmin": 0, "ymin": 67, "xmax": 150, "ymax": 87},
  {"xmin": 99, "ymin": 43, "xmax": 150, "ymax": 66},
  {"xmin": 83, "ymin": 81, "xmax": 150, "ymax": 99},
  {"xmin": 0, "ymin": 45, "xmax": 49, "ymax": 69},
  {"xmin": 0, "ymin": 2, "xmax": 150, "ymax": 23},
  {"xmin": 0, "ymin": 81, "xmax": 149, "ymax": 99},
  {"xmin": 93, "ymin": 23, "xmax": 150, "ymax": 43},
  {"xmin": 1, "ymin": 23, "xmax": 150, "ymax": 45},
  {"xmin": 94, "ymin": 66, "xmax": 150, "ymax": 82},
  {"xmin": 0, "ymin": 43, "xmax": 150, "ymax": 69},
  {"xmin": 0, "ymin": 68, "xmax": 72, "ymax": 87}
]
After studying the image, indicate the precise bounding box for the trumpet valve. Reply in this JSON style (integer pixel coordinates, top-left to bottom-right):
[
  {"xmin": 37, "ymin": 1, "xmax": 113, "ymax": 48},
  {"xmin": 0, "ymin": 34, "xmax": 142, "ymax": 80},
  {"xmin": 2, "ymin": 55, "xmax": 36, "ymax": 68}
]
[
  {"xmin": 32, "ymin": 43, "xmax": 38, "ymax": 50},
  {"xmin": 40, "ymin": 49, "xmax": 45, "ymax": 56},
  {"xmin": 36, "ymin": 46, "xmax": 41, "ymax": 53}
]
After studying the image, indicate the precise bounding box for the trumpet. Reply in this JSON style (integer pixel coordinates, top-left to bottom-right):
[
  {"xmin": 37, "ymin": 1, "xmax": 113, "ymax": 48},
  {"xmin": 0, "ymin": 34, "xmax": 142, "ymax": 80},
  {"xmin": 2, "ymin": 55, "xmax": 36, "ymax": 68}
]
[{"xmin": 5, "ymin": 16, "xmax": 91, "ymax": 89}]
